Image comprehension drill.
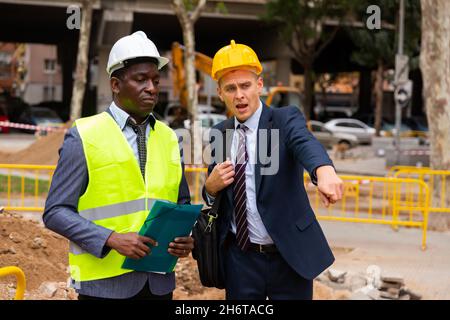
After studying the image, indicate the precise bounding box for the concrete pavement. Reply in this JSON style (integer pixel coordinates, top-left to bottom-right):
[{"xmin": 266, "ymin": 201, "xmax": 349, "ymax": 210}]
[
  {"xmin": 320, "ymin": 220, "xmax": 450, "ymax": 299},
  {"xmin": 0, "ymin": 133, "xmax": 36, "ymax": 153}
]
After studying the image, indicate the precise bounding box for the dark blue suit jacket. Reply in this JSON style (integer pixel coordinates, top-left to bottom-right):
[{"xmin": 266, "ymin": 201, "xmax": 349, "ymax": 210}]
[{"xmin": 203, "ymin": 105, "xmax": 335, "ymax": 281}]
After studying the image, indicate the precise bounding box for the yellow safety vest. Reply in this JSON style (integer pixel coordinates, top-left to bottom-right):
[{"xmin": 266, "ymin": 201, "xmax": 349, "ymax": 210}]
[{"xmin": 69, "ymin": 112, "xmax": 181, "ymax": 282}]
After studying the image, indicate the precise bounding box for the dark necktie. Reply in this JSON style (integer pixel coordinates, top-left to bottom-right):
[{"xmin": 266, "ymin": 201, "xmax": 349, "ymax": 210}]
[
  {"xmin": 233, "ymin": 124, "xmax": 250, "ymax": 251},
  {"xmin": 126, "ymin": 117, "xmax": 148, "ymax": 179}
]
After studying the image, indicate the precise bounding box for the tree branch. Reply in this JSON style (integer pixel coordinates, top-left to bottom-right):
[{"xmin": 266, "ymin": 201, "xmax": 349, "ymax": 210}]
[
  {"xmin": 172, "ymin": 0, "xmax": 188, "ymax": 24},
  {"xmin": 190, "ymin": 0, "xmax": 206, "ymax": 23},
  {"xmin": 314, "ymin": 26, "xmax": 339, "ymax": 60},
  {"xmin": 173, "ymin": 0, "xmax": 205, "ymax": 23}
]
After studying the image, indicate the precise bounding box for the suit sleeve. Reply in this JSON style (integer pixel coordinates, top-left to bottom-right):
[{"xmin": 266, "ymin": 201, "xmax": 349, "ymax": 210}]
[
  {"xmin": 282, "ymin": 106, "xmax": 334, "ymax": 182},
  {"xmin": 201, "ymin": 127, "xmax": 220, "ymax": 205},
  {"xmin": 177, "ymin": 160, "xmax": 191, "ymax": 205},
  {"xmin": 42, "ymin": 128, "xmax": 113, "ymax": 258}
]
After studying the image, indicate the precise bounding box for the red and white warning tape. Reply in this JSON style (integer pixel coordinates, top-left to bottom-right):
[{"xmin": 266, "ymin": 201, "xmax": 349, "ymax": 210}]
[
  {"xmin": 402, "ymin": 149, "xmax": 430, "ymax": 156},
  {"xmin": 0, "ymin": 121, "xmax": 67, "ymax": 133}
]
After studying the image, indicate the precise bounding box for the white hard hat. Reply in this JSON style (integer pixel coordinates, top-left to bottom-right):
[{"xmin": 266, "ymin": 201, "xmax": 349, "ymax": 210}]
[{"xmin": 106, "ymin": 31, "xmax": 169, "ymax": 77}]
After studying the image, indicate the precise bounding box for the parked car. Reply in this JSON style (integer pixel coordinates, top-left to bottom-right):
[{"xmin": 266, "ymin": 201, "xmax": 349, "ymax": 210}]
[
  {"xmin": 185, "ymin": 112, "xmax": 227, "ymax": 130},
  {"xmin": 355, "ymin": 114, "xmax": 412, "ymax": 137},
  {"xmin": 164, "ymin": 103, "xmax": 222, "ymax": 125},
  {"xmin": 18, "ymin": 106, "xmax": 64, "ymax": 134},
  {"xmin": 309, "ymin": 120, "xmax": 358, "ymax": 149},
  {"xmin": 183, "ymin": 112, "xmax": 227, "ymax": 144},
  {"xmin": 324, "ymin": 118, "xmax": 375, "ymax": 144},
  {"xmin": 316, "ymin": 110, "xmax": 351, "ymax": 123},
  {"xmin": 314, "ymin": 92, "xmax": 358, "ymax": 120},
  {"xmin": 403, "ymin": 117, "xmax": 428, "ymax": 132},
  {"xmin": 402, "ymin": 117, "xmax": 429, "ymax": 138}
]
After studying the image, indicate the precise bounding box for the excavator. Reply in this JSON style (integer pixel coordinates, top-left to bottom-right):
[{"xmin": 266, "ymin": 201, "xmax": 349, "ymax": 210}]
[{"xmin": 171, "ymin": 42, "xmax": 304, "ymax": 118}]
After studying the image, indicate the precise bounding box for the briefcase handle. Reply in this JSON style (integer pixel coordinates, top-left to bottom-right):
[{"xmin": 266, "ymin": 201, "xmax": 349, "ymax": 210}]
[{"xmin": 205, "ymin": 192, "xmax": 222, "ymax": 232}]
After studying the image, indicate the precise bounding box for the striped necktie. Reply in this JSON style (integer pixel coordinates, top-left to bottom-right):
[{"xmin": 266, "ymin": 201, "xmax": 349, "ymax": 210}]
[
  {"xmin": 126, "ymin": 117, "xmax": 148, "ymax": 179},
  {"xmin": 233, "ymin": 124, "xmax": 250, "ymax": 251}
]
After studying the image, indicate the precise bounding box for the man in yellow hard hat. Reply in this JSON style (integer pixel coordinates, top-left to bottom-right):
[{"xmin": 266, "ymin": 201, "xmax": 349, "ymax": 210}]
[
  {"xmin": 43, "ymin": 31, "xmax": 193, "ymax": 300},
  {"xmin": 203, "ymin": 40, "xmax": 343, "ymax": 299}
]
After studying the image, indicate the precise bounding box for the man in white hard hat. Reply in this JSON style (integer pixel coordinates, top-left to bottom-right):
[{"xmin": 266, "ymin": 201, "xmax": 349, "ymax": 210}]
[
  {"xmin": 43, "ymin": 31, "xmax": 193, "ymax": 300},
  {"xmin": 203, "ymin": 40, "xmax": 343, "ymax": 299}
]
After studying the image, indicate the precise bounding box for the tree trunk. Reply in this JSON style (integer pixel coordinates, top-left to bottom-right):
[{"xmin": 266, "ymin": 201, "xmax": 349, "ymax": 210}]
[
  {"xmin": 303, "ymin": 62, "xmax": 314, "ymax": 121},
  {"xmin": 420, "ymin": 0, "xmax": 450, "ymax": 230},
  {"xmin": 173, "ymin": 0, "xmax": 206, "ymax": 165},
  {"xmin": 358, "ymin": 69, "xmax": 373, "ymax": 115},
  {"xmin": 69, "ymin": 0, "xmax": 92, "ymax": 122},
  {"xmin": 374, "ymin": 60, "xmax": 384, "ymax": 136},
  {"xmin": 182, "ymin": 22, "xmax": 198, "ymax": 129}
]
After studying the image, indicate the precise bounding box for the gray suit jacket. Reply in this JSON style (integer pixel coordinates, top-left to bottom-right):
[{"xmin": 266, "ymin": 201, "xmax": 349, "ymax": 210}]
[{"xmin": 43, "ymin": 111, "xmax": 190, "ymax": 299}]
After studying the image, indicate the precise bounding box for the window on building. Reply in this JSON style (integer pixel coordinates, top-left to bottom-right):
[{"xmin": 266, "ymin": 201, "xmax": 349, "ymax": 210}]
[
  {"xmin": 44, "ymin": 59, "xmax": 56, "ymax": 73},
  {"xmin": 43, "ymin": 86, "xmax": 56, "ymax": 101},
  {"xmin": 0, "ymin": 52, "xmax": 12, "ymax": 79}
]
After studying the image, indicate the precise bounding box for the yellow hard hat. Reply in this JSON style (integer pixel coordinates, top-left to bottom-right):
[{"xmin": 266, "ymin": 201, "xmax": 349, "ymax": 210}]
[{"xmin": 211, "ymin": 40, "xmax": 263, "ymax": 81}]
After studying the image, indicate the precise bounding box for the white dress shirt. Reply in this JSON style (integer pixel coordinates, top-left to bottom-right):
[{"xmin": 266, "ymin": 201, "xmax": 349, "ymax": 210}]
[
  {"xmin": 109, "ymin": 102, "xmax": 153, "ymax": 164},
  {"xmin": 229, "ymin": 102, "xmax": 274, "ymax": 245}
]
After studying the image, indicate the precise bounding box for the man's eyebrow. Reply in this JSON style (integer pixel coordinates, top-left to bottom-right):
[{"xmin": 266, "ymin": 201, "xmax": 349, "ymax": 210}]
[
  {"xmin": 132, "ymin": 72, "xmax": 147, "ymax": 77},
  {"xmin": 224, "ymin": 83, "xmax": 237, "ymax": 90},
  {"xmin": 132, "ymin": 71, "xmax": 160, "ymax": 78}
]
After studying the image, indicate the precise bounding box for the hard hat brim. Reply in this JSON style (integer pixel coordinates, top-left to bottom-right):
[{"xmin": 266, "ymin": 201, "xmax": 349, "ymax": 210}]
[
  {"xmin": 214, "ymin": 65, "xmax": 262, "ymax": 81},
  {"xmin": 107, "ymin": 56, "xmax": 169, "ymax": 77}
]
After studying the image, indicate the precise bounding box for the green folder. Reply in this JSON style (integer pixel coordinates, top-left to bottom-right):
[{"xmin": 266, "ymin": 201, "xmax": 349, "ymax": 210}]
[{"xmin": 122, "ymin": 200, "xmax": 202, "ymax": 273}]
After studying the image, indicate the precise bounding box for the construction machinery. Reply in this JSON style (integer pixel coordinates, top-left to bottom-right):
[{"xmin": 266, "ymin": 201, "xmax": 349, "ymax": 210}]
[
  {"xmin": 171, "ymin": 42, "xmax": 303, "ymax": 117},
  {"xmin": 171, "ymin": 42, "xmax": 214, "ymax": 110}
]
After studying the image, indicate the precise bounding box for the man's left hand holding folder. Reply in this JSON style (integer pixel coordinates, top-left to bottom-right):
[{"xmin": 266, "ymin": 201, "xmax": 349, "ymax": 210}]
[{"xmin": 106, "ymin": 232, "xmax": 194, "ymax": 259}]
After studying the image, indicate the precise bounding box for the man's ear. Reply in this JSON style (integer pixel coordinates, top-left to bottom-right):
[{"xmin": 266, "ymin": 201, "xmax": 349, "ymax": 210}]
[
  {"xmin": 217, "ymin": 86, "xmax": 224, "ymax": 102},
  {"xmin": 110, "ymin": 77, "xmax": 121, "ymax": 95},
  {"xmin": 257, "ymin": 76, "xmax": 263, "ymax": 95}
]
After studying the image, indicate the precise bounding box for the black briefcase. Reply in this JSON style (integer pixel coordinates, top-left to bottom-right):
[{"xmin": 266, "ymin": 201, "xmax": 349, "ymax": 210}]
[{"xmin": 192, "ymin": 193, "xmax": 225, "ymax": 289}]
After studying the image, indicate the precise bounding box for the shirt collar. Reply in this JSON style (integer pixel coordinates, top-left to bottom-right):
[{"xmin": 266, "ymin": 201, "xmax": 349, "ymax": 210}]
[
  {"xmin": 108, "ymin": 102, "xmax": 155, "ymax": 130},
  {"xmin": 234, "ymin": 100, "xmax": 263, "ymax": 132}
]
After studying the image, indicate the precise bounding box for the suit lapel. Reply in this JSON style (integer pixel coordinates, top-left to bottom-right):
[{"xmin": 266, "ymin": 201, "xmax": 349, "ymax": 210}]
[
  {"xmin": 221, "ymin": 118, "xmax": 235, "ymax": 206},
  {"xmin": 220, "ymin": 105, "xmax": 273, "ymax": 206},
  {"xmin": 255, "ymin": 105, "xmax": 273, "ymax": 198}
]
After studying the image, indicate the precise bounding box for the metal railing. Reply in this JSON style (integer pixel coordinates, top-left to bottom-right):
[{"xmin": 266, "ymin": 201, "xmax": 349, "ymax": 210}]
[
  {"xmin": 304, "ymin": 174, "xmax": 429, "ymax": 250},
  {"xmin": 0, "ymin": 164, "xmax": 55, "ymax": 212},
  {"xmin": 1, "ymin": 164, "xmax": 430, "ymax": 249},
  {"xmin": 0, "ymin": 266, "xmax": 26, "ymax": 300},
  {"xmin": 388, "ymin": 166, "xmax": 450, "ymax": 214},
  {"xmin": 184, "ymin": 167, "xmax": 429, "ymax": 249}
]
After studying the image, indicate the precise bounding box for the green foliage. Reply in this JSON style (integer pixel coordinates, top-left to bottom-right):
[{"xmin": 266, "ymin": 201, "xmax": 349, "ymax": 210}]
[
  {"xmin": 349, "ymin": 0, "xmax": 421, "ymax": 69},
  {"xmin": 262, "ymin": 0, "xmax": 356, "ymax": 58},
  {"xmin": 215, "ymin": 1, "xmax": 228, "ymax": 15},
  {"xmin": 182, "ymin": 0, "xmax": 202, "ymax": 11},
  {"xmin": 351, "ymin": 28, "xmax": 395, "ymax": 68}
]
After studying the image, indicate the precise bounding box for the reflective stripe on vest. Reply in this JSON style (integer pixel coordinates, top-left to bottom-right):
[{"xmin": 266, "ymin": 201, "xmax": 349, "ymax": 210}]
[
  {"xmin": 78, "ymin": 198, "xmax": 156, "ymax": 222},
  {"xmin": 70, "ymin": 112, "xmax": 181, "ymax": 282},
  {"xmin": 70, "ymin": 198, "xmax": 158, "ymax": 255}
]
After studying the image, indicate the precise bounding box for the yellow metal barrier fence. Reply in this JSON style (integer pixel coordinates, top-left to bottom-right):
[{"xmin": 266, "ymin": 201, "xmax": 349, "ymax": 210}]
[
  {"xmin": 1, "ymin": 164, "xmax": 429, "ymax": 249},
  {"xmin": 185, "ymin": 167, "xmax": 429, "ymax": 250},
  {"xmin": 0, "ymin": 164, "xmax": 55, "ymax": 212},
  {"xmin": 388, "ymin": 166, "xmax": 450, "ymax": 214},
  {"xmin": 185, "ymin": 166, "xmax": 208, "ymax": 204},
  {"xmin": 0, "ymin": 266, "xmax": 26, "ymax": 300},
  {"xmin": 304, "ymin": 174, "xmax": 429, "ymax": 250}
]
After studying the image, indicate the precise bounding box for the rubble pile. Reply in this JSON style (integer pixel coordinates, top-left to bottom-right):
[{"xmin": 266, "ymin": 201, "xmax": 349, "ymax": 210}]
[{"xmin": 317, "ymin": 267, "xmax": 422, "ymax": 300}]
